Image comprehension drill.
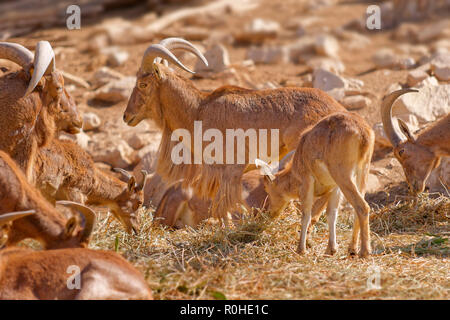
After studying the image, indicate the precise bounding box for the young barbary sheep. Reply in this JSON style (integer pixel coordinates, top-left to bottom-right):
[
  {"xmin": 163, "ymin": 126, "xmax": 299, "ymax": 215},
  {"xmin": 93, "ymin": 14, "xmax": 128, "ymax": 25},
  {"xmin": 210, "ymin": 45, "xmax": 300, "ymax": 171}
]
[
  {"xmin": 381, "ymin": 89, "xmax": 450, "ymax": 194},
  {"xmin": 0, "ymin": 41, "xmax": 82, "ymax": 182},
  {"xmin": 33, "ymin": 139, "xmax": 147, "ymax": 234},
  {"xmin": 154, "ymin": 151, "xmax": 295, "ymax": 228},
  {"xmin": 0, "ymin": 150, "xmax": 95, "ymax": 249},
  {"xmin": 0, "ymin": 211, "xmax": 152, "ymax": 300},
  {"xmin": 257, "ymin": 112, "xmax": 375, "ymax": 257},
  {"xmin": 123, "ymin": 38, "xmax": 346, "ymax": 225}
]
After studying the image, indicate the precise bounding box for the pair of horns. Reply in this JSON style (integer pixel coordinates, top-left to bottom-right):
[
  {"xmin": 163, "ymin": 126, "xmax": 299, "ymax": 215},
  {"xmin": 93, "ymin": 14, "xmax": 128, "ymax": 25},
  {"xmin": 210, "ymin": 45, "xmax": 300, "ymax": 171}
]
[
  {"xmin": 381, "ymin": 89, "xmax": 419, "ymax": 147},
  {"xmin": 56, "ymin": 200, "xmax": 96, "ymax": 243},
  {"xmin": 141, "ymin": 37, "xmax": 208, "ymax": 74},
  {"xmin": 0, "ymin": 41, "xmax": 56, "ymax": 95},
  {"xmin": 113, "ymin": 168, "xmax": 150, "ymax": 191}
]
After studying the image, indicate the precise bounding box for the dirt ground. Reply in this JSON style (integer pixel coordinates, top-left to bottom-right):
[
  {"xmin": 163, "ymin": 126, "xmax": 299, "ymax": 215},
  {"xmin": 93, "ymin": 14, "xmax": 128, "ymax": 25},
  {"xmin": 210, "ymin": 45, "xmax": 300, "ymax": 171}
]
[{"xmin": 4, "ymin": 0, "xmax": 450, "ymax": 299}]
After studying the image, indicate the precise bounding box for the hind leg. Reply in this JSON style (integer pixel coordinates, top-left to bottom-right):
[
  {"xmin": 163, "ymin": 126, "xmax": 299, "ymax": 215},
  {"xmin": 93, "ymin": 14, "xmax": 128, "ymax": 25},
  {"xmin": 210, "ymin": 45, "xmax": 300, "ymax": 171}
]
[
  {"xmin": 348, "ymin": 214, "xmax": 360, "ymax": 256},
  {"xmin": 296, "ymin": 175, "xmax": 314, "ymax": 255},
  {"xmin": 325, "ymin": 187, "xmax": 341, "ymax": 255},
  {"xmin": 331, "ymin": 169, "xmax": 371, "ymax": 258}
]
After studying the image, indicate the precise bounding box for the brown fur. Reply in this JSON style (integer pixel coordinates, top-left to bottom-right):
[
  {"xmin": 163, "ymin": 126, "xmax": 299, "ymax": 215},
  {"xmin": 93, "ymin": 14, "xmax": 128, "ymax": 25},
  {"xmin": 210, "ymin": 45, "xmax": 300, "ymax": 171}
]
[
  {"xmin": 0, "ymin": 151, "xmax": 88, "ymax": 249},
  {"xmin": 263, "ymin": 112, "xmax": 375, "ymax": 257},
  {"xmin": 0, "ymin": 69, "xmax": 81, "ymax": 182},
  {"xmin": 124, "ymin": 64, "xmax": 346, "ymax": 223},
  {"xmin": 33, "ymin": 139, "xmax": 144, "ymax": 233},
  {"xmin": 0, "ymin": 247, "xmax": 152, "ymax": 300},
  {"xmin": 154, "ymin": 152, "xmax": 295, "ymax": 228}
]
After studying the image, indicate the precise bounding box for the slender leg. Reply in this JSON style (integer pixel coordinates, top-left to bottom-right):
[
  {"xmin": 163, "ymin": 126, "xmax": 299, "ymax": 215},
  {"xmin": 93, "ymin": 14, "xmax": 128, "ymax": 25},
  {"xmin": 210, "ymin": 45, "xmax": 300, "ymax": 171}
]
[
  {"xmin": 325, "ymin": 187, "xmax": 341, "ymax": 255},
  {"xmin": 306, "ymin": 192, "xmax": 331, "ymax": 247},
  {"xmin": 348, "ymin": 214, "xmax": 360, "ymax": 256},
  {"xmin": 297, "ymin": 175, "xmax": 314, "ymax": 255}
]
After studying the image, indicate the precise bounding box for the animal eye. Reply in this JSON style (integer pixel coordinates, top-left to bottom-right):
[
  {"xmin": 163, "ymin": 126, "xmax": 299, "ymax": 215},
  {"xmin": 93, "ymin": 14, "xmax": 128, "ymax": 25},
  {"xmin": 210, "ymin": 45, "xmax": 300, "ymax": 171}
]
[
  {"xmin": 398, "ymin": 149, "xmax": 404, "ymax": 156},
  {"xmin": 139, "ymin": 83, "xmax": 147, "ymax": 89}
]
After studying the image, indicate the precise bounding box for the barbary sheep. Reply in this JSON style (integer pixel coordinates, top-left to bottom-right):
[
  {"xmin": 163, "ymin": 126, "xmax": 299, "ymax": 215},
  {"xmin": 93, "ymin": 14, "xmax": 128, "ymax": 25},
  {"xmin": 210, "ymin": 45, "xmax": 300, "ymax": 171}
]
[
  {"xmin": 0, "ymin": 41, "xmax": 82, "ymax": 182},
  {"xmin": 257, "ymin": 112, "xmax": 375, "ymax": 257},
  {"xmin": 381, "ymin": 89, "xmax": 450, "ymax": 194},
  {"xmin": 123, "ymin": 38, "xmax": 346, "ymax": 226}
]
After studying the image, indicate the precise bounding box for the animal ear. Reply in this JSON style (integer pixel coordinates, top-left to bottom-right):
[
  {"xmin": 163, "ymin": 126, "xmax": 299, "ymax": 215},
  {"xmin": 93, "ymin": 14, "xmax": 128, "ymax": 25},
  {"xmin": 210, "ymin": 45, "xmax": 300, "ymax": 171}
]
[
  {"xmin": 152, "ymin": 64, "xmax": 164, "ymax": 81},
  {"xmin": 127, "ymin": 176, "xmax": 137, "ymax": 192},
  {"xmin": 397, "ymin": 119, "xmax": 415, "ymax": 142},
  {"xmin": 64, "ymin": 217, "xmax": 78, "ymax": 237}
]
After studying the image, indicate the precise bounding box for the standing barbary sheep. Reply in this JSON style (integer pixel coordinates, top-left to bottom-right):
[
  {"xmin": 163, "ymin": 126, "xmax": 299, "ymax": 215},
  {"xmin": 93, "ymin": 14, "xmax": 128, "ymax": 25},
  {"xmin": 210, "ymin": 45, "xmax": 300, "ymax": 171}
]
[
  {"xmin": 0, "ymin": 150, "xmax": 95, "ymax": 249},
  {"xmin": 257, "ymin": 112, "xmax": 375, "ymax": 257},
  {"xmin": 381, "ymin": 89, "xmax": 450, "ymax": 194},
  {"xmin": 33, "ymin": 139, "xmax": 147, "ymax": 234},
  {"xmin": 0, "ymin": 41, "xmax": 82, "ymax": 182},
  {"xmin": 123, "ymin": 38, "xmax": 346, "ymax": 225},
  {"xmin": 154, "ymin": 151, "xmax": 295, "ymax": 228},
  {"xmin": 0, "ymin": 211, "xmax": 152, "ymax": 300}
]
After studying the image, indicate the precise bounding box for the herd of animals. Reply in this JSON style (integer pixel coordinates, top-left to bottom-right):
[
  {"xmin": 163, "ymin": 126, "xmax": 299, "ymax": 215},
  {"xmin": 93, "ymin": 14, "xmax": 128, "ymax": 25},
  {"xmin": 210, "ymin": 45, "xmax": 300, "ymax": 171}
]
[{"xmin": 0, "ymin": 37, "xmax": 448, "ymax": 299}]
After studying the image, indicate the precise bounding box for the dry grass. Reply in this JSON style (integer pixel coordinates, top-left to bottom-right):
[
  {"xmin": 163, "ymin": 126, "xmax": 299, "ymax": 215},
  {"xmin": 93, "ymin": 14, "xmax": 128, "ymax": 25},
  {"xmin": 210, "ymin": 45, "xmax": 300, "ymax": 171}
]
[{"xmin": 88, "ymin": 193, "xmax": 449, "ymax": 300}]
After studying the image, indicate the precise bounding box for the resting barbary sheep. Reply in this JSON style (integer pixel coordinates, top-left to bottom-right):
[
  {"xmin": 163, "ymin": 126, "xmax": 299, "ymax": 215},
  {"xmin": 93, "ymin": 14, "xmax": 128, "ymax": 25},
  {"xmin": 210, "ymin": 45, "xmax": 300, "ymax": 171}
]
[
  {"xmin": 0, "ymin": 150, "xmax": 95, "ymax": 249},
  {"xmin": 154, "ymin": 151, "xmax": 295, "ymax": 228},
  {"xmin": 123, "ymin": 38, "xmax": 346, "ymax": 225},
  {"xmin": 0, "ymin": 41, "xmax": 82, "ymax": 182},
  {"xmin": 32, "ymin": 139, "xmax": 147, "ymax": 234},
  {"xmin": 0, "ymin": 211, "xmax": 152, "ymax": 300}
]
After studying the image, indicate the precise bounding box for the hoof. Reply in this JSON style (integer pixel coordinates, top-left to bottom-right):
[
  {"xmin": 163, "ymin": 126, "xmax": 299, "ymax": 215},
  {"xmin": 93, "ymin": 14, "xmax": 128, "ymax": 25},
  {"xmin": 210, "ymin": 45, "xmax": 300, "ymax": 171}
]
[
  {"xmin": 325, "ymin": 245, "xmax": 337, "ymax": 255},
  {"xmin": 296, "ymin": 247, "xmax": 306, "ymax": 255},
  {"xmin": 359, "ymin": 250, "xmax": 371, "ymax": 258}
]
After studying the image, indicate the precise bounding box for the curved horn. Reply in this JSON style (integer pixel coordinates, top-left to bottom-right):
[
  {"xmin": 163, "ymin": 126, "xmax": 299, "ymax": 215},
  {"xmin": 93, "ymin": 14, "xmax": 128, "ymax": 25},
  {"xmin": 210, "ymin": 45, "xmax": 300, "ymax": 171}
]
[
  {"xmin": 381, "ymin": 89, "xmax": 418, "ymax": 147},
  {"xmin": 141, "ymin": 44, "xmax": 195, "ymax": 74},
  {"xmin": 138, "ymin": 170, "xmax": 149, "ymax": 191},
  {"xmin": 56, "ymin": 201, "xmax": 96, "ymax": 243},
  {"xmin": 25, "ymin": 41, "xmax": 56, "ymax": 96},
  {"xmin": 113, "ymin": 167, "xmax": 133, "ymax": 180},
  {"xmin": 255, "ymin": 158, "xmax": 276, "ymax": 181},
  {"xmin": 0, "ymin": 210, "xmax": 35, "ymax": 225},
  {"xmin": 156, "ymin": 38, "xmax": 208, "ymax": 67},
  {"xmin": 0, "ymin": 42, "xmax": 33, "ymax": 69}
]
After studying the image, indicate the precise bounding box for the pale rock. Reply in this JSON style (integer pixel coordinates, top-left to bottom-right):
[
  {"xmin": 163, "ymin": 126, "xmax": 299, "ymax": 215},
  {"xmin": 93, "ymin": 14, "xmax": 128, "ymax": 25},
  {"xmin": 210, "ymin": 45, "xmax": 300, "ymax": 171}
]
[
  {"xmin": 373, "ymin": 48, "xmax": 399, "ymax": 69},
  {"xmin": 407, "ymin": 69, "xmax": 429, "ymax": 87},
  {"xmin": 312, "ymin": 68, "xmax": 345, "ymax": 92},
  {"xmin": 430, "ymin": 52, "xmax": 450, "ymax": 81},
  {"xmin": 314, "ymin": 34, "xmax": 339, "ymax": 58},
  {"xmin": 306, "ymin": 57, "xmax": 345, "ymax": 74},
  {"xmin": 91, "ymin": 76, "xmax": 136, "ymax": 103},
  {"xmin": 394, "ymin": 84, "xmax": 450, "ymax": 123},
  {"xmin": 194, "ymin": 43, "xmax": 229, "ymax": 75},
  {"xmin": 82, "ymin": 112, "xmax": 102, "ymax": 131},
  {"xmin": 341, "ymin": 95, "xmax": 371, "ymax": 110},
  {"xmin": 287, "ymin": 37, "xmax": 316, "ymax": 63},
  {"xmin": 415, "ymin": 76, "xmax": 439, "ymax": 88},
  {"xmin": 92, "ymin": 138, "xmax": 136, "ymax": 169},
  {"xmin": 127, "ymin": 132, "xmax": 153, "ymax": 150},
  {"xmin": 366, "ymin": 173, "xmax": 381, "ymax": 194},
  {"xmin": 246, "ymin": 46, "xmax": 289, "ymax": 64},
  {"xmin": 101, "ymin": 46, "xmax": 129, "ymax": 67},
  {"xmin": 92, "ymin": 67, "xmax": 125, "ymax": 87},
  {"xmin": 235, "ymin": 18, "xmax": 280, "ymax": 43},
  {"xmin": 416, "ymin": 21, "xmax": 448, "ymax": 43}
]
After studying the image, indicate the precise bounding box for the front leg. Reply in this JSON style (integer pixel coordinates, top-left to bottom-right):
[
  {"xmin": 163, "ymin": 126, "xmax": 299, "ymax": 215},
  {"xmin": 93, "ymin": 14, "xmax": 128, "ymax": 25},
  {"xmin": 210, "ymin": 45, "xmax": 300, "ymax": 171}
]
[{"xmin": 297, "ymin": 174, "xmax": 314, "ymax": 255}]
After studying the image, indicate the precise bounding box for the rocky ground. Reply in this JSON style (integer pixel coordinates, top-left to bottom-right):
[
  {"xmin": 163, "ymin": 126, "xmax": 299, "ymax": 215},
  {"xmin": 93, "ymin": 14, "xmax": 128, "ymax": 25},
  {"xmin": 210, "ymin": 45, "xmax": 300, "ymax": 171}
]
[{"xmin": 1, "ymin": 0, "xmax": 449, "ymax": 299}]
